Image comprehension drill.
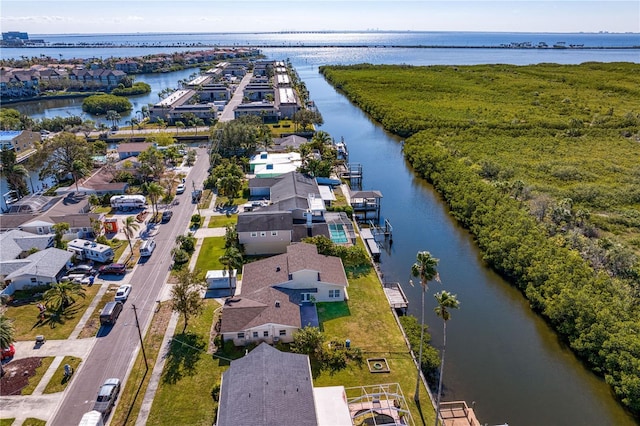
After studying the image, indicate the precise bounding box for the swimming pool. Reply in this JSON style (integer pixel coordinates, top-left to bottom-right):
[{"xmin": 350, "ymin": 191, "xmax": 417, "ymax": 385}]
[{"xmin": 329, "ymin": 224, "xmax": 348, "ymax": 244}]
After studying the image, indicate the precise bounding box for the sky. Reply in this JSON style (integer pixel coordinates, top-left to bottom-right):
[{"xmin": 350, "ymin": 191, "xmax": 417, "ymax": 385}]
[{"xmin": 1, "ymin": 1, "xmax": 639, "ymax": 35}]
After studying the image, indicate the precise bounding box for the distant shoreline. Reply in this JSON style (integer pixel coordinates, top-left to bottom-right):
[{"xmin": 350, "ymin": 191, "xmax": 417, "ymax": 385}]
[{"xmin": 3, "ymin": 43, "xmax": 639, "ymax": 50}]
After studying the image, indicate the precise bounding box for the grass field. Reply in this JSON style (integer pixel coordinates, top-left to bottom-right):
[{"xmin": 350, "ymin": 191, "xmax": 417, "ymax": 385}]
[
  {"xmin": 207, "ymin": 214, "xmax": 237, "ymax": 229},
  {"xmin": 43, "ymin": 356, "xmax": 82, "ymax": 394},
  {"xmin": 7, "ymin": 284, "xmax": 101, "ymax": 341},
  {"xmin": 194, "ymin": 237, "xmax": 226, "ymax": 272},
  {"xmin": 146, "ymin": 299, "xmax": 223, "ymax": 426}
]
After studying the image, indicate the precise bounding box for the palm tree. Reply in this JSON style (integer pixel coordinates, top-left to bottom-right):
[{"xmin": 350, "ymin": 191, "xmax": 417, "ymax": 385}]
[
  {"xmin": 433, "ymin": 290, "xmax": 460, "ymax": 426},
  {"xmin": 71, "ymin": 159, "xmax": 89, "ymax": 192},
  {"xmin": 43, "ymin": 282, "xmax": 86, "ymax": 312},
  {"xmin": 0, "ymin": 315, "xmax": 15, "ymax": 350},
  {"xmin": 0, "ymin": 314, "xmax": 15, "ymax": 375},
  {"xmin": 122, "ymin": 216, "xmax": 140, "ymax": 256},
  {"xmin": 410, "ymin": 250, "xmax": 440, "ymax": 403},
  {"xmin": 219, "ymin": 246, "xmax": 243, "ymax": 296},
  {"xmin": 144, "ymin": 182, "xmax": 164, "ymax": 220}
]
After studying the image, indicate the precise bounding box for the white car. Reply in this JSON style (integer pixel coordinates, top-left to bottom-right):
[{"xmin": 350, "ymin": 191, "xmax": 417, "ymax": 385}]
[
  {"xmin": 176, "ymin": 183, "xmax": 186, "ymax": 194},
  {"xmin": 114, "ymin": 284, "xmax": 132, "ymax": 302}
]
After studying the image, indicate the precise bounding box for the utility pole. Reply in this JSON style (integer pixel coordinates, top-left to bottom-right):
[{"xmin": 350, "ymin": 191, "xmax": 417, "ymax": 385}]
[{"xmin": 132, "ymin": 304, "xmax": 148, "ymax": 371}]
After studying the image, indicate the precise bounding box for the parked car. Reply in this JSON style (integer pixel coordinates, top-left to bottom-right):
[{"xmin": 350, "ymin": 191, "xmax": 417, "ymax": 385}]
[
  {"xmin": 98, "ymin": 263, "xmax": 127, "ymax": 276},
  {"xmin": 67, "ymin": 265, "xmax": 98, "ymax": 276},
  {"xmin": 64, "ymin": 274, "xmax": 93, "ymax": 285},
  {"xmin": 99, "ymin": 301, "xmax": 123, "ymax": 325},
  {"xmin": 176, "ymin": 183, "xmax": 186, "ymax": 194},
  {"xmin": 114, "ymin": 284, "xmax": 132, "ymax": 302},
  {"xmin": 139, "ymin": 239, "xmax": 156, "ymax": 257},
  {"xmin": 162, "ymin": 210, "xmax": 173, "ymax": 222},
  {"xmin": 1, "ymin": 344, "xmax": 15, "ymax": 360},
  {"xmin": 93, "ymin": 378, "xmax": 121, "ymax": 415}
]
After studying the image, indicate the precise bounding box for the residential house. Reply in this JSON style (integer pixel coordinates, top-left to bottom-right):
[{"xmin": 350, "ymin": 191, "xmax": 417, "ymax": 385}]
[
  {"xmin": 249, "ymin": 151, "xmax": 302, "ymax": 178},
  {"xmin": 238, "ymin": 172, "xmax": 338, "ymax": 255},
  {"xmin": 271, "ymin": 134, "xmax": 309, "ymax": 153},
  {"xmin": 237, "ymin": 211, "xmax": 294, "ymax": 255},
  {"xmin": 216, "ymin": 343, "xmax": 352, "ymax": 426},
  {"xmin": 0, "ymin": 229, "xmax": 54, "ymax": 262},
  {"xmin": 219, "ymin": 242, "xmax": 348, "ymax": 346},
  {"xmin": 0, "ymin": 130, "xmax": 39, "ymax": 159},
  {"xmin": 1, "ymin": 247, "xmax": 73, "ymax": 295},
  {"xmin": 116, "ymin": 142, "xmax": 153, "ymax": 160},
  {"xmin": 1, "ymin": 193, "xmax": 102, "ymax": 240}
]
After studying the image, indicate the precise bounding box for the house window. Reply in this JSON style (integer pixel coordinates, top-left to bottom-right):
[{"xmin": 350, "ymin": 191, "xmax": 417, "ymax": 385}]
[
  {"xmin": 30, "ymin": 277, "xmax": 37, "ymax": 283},
  {"xmin": 253, "ymin": 331, "xmax": 259, "ymax": 338},
  {"xmin": 263, "ymin": 331, "xmax": 269, "ymax": 337},
  {"xmin": 279, "ymin": 330, "xmax": 286, "ymax": 336},
  {"xmin": 260, "ymin": 231, "xmax": 266, "ymax": 237},
  {"xmin": 271, "ymin": 231, "xmax": 278, "ymax": 236},
  {"xmin": 329, "ymin": 289, "xmax": 341, "ymax": 298},
  {"xmin": 251, "ymin": 232, "xmax": 258, "ymax": 237},
  {"xmin": 237, "ymin": 332, "xmax": 245, "ymax": 339},
  {"xmin": 301, "ymin": 293, "xmax": 311, "ymax": 302}
]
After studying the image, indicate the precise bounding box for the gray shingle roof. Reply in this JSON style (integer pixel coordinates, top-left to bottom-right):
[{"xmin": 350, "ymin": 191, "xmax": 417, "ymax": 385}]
[
  {"xmin": 217, "ymin": 343, "xmax": 318, "ymax": 426},
  {"xmin": 236, "ymin": 211, "xmax": 292, "ymax": 233},
  {"xmin": 4, "ymin": 247, "xmax": 72, "ymax": 280},
  {"xmin": 0, "ymin": 229, "xmax": 53, "ymax": 261}
]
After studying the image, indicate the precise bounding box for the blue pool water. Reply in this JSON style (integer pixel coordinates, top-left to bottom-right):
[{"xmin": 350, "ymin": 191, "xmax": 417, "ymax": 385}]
[{"xmin": 329, "ymin": 224, "xmax": 348, "ymax": 244}]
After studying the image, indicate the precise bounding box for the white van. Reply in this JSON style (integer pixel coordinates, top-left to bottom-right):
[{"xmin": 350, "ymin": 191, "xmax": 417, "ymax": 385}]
[{"xmin": 139, "ymin": 239, "xmax": 156, "ymax": 257}]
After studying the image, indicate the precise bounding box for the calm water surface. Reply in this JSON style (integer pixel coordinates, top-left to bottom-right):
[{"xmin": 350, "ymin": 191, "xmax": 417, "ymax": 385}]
[{"xmin": 3, "ymin": 38, "xmax": 639, "ymax": 425}]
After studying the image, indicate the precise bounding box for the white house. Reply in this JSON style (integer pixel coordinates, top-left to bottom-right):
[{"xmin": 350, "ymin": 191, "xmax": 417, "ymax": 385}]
[
  {"xmin": 1, "ymin": 248, "xmax": 73, "ymax": 295},
  {"xmin": 220, "ymin": 243, "xmax": 348, "ymax": 346}
]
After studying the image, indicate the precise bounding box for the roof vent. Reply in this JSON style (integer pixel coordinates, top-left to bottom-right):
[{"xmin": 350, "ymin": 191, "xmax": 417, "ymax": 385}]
[
  {"xmin": 276, "ymin": 266, "xmax": 281, "ymax": 272},
  {"xmin": 275, "ymin": 301, "xmax": 281, "ymax": 308}
]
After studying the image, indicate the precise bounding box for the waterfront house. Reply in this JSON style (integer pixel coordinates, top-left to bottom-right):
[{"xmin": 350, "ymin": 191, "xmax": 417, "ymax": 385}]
[
  {"xmin": 116, "ymin": 142, "xmax": 153, "ymax": 160},
  {"xmin": 216, "ymin": 343, "xmax": 352, "ymax": 426},
  {"xmin": 0, "ymin": 130, "xmax": 39, "ymax": 160},
  {"xmin": 219, "ymin": 242, "xmax": 348, "ymax": 346}
]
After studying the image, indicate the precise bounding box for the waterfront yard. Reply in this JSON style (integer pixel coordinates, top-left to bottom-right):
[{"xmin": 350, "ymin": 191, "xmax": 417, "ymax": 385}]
[{"xmin": 144, "ymin": 257, "xmax": 436, "ymax": 425}]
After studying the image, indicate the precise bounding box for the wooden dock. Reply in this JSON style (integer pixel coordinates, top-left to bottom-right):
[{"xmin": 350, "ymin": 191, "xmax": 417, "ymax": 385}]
[{"xmin": 383, "ymin": 282, "xmax": 409, "ymax": 311}]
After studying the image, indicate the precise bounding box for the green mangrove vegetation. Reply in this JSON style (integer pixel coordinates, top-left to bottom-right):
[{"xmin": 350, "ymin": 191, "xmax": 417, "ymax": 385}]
[
  {"xmin": 320, "ymin": 62, "xmax": 640, "ymax": 416},
  {"xmin": 82, "ymin": 93, "xmax": 132, "ymax": 114}
]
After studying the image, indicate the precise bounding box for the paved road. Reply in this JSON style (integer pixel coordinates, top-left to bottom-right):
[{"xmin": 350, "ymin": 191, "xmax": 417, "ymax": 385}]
[
  {"xmin": 217, "ymin": 73, "xmax": 253, "ymax": 122},
  {"xmin": 49, "ymin": 148, "xmax": 210, "ymax": 426}
]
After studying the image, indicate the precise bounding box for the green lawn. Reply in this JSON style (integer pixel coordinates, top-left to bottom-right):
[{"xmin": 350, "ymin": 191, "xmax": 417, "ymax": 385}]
[
  {"xmin": 20, "ymin": 357, "xmax": 54, "ymax": 395},
  {"xmin": 43, "ymin": 356, "xmax": 82, "ymax": 393},
  {"xmin": 0, "ymin": 419, "xmax": 14, "ymax": 426},
  {"xmin": 207, "ymin": 214, "xmax": 237, "ymax": 229},
  {"xmin": 146, "ymin": 299, "xmax": 225, "ymax": 426},
  {"xmin": 22, "ymin": 419, "xmax": 46, "ymax": 426},
  {"xmin": 147, "ymin": 254, "xmax": 435, "ymax": 426},
  {"xmin": 194, "ymin": 237, "xmax": 226, "ymax": 272},
  {"xmin": 314, "ymin": 268, "xmax": 436, "ymax": 425},
  {"xmin": 6, "ymin": 284, "xmax": 101, "ymax": 341}
]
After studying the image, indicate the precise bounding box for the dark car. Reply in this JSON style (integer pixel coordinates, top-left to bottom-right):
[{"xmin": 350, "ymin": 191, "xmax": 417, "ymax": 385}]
[
  {"xmin": 162, "ymin": 210, "xmax": 173, "ymax": 222},
  {"xmin": 98, "ymin": 263, "xmax": 127, "ymax": 276},
  {"xmin": 67, "ymin": 265, "xmax": 98, "ymax": 276}
]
